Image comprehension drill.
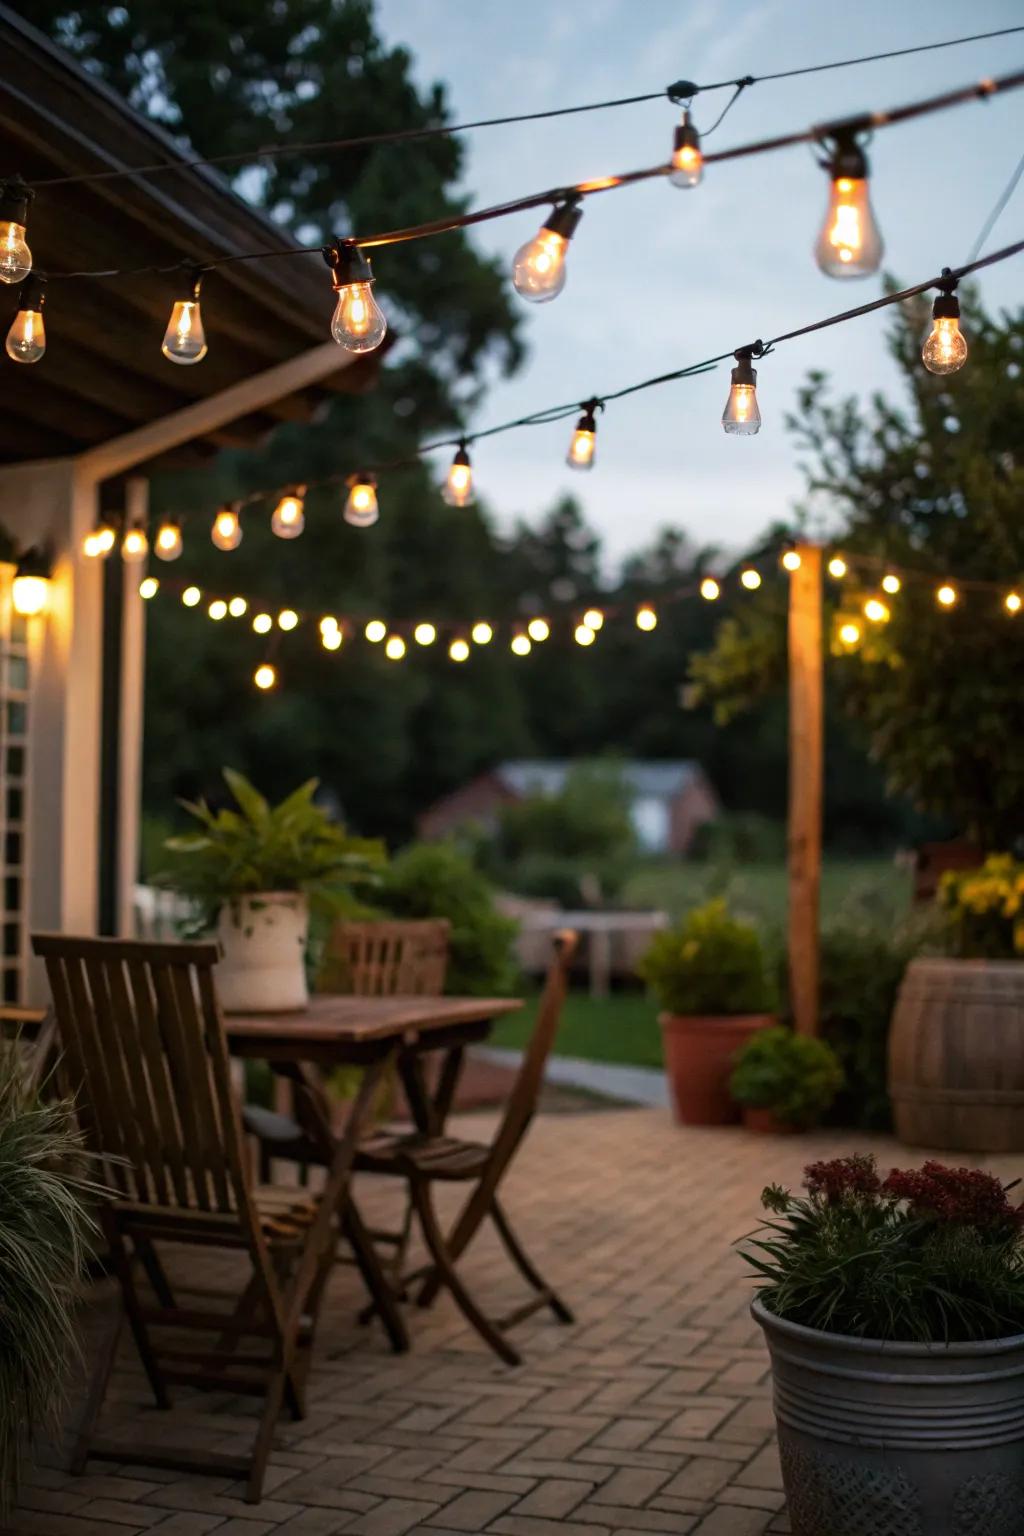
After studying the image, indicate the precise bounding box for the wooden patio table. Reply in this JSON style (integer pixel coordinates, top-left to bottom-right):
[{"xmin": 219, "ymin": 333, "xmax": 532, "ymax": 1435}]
[{"xmin": 224, "ymin": 993, "xmax": 522, "ymax": 1352}]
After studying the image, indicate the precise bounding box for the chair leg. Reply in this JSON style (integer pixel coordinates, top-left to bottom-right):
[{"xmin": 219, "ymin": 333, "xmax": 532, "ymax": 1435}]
[
  {"xmin": 409, "ymin": 1178, "xmax": 520, "ymax": 1367},
  {"xmin": 343, "ymin": 1201, "xmax": 410, "ymax": 1354},
  {"xmin": 134, "ymin": 1236, "xmax": 175, "ymax": 1308},
  {"xmin": 104, "ymin": 1219, "xmax": 171, "ymax": 1410},
  {"xmin": 246, "ymin": 1362, "xmax": 288, "ymax": 1503},
  {"xmin": 490, "ymin": 1195, "xmax": 574, "ymax": 1323},
  {"xmin": 415, "ymin": 1182, "xmax": 491, "ymax": 1309},
  {"xmin": 70, "ymin": 1292, "xmax": 124, "ymax": 1475}
]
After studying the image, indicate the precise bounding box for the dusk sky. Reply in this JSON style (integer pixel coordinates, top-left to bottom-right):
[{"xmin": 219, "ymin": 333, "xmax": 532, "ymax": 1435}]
[{"xmin": 375, "ymin": 0, "xmax": 1024, "ymax": 566}]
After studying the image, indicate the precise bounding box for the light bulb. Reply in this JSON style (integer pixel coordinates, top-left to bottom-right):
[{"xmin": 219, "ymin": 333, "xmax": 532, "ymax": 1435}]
[
  {"xmin": 11, "ymin": 549, "xmax": 50, "ymax": 616},
  {"xmin": 512, "ymin": 198, "xmax": 582, "ymax": 303},
  {"xmin": 325, "ymin": 241, "xmax": 387, "ymax": 353},
  {"xmin": 344, "ymin": 473, "xmax": 379, "ymax": 528},
  {"xmin": 253, "ymin": 612, "xmax": 273, "ymax": 634},
  {"xmin": 322, "ymin": 627, "xmax": 342, "ymax": 651},
  {"xmin": 567, "ymin": 404, "xmax": 598, "ymax": 470},
  {"xmin": 1005, "ymin": 592, "xmax": 1021, "ymax": 615},
  {"xmin": 254, "ymin": 663, "xmax": 277, "ymax": 691},
  {"xmin": 864, "ymin": 598, "xmax": 889, "ymax": 623},
  {"xmin": 449, "ymin": 637, "xmax": 470, "ymax": 662},
  {"xmin": 319, "ymin": 616, "xmax": 339, "ymax": 636},
  {"xmin": 414, "ymin": 622, "xmax": 437, "ymax": 646},
  {"xmin": 365, "ymin": 619, "xmax": 387, "ymax": 643},
  {"xmin": 471, "ymin": 621, "xmax": 493, "ymax": 645},
  {"xmin": 814, "ymin": 135, "xmax": 883, "ymax": 278},
  {"xmin": 722, "ymin": 353, "xmax": 761, "ymax": 436},
  {"xmin": 922, "ymin": 277, "xmax": 967, "ymax": 375},
  {"xmin": 882, "ymin": 573, "xmax": 901, "ymax": 595},
  {"xmin": 384, "ymin": 634, "xmax": 406, "ymax": 660},
  {"xmin": 740, "ymin": 568, "xmax": 761, "ymax": 590},
  {"xmin": 838, "ymin": 622, "xmax": 861, "ymax": 647},
  {"xmin": 228, "ymin": 597, "xmax": 247, "ymax": 618},
  {"xmin": 182, "ymin": 586, "xmax": 201, "ymax": 607},
  {"xmin": 574, "ymin": 624, "xmax": 595, "ymax": 647},
  {"xmin": 5, "ymin": 274, "xmax": 45, "ymax": 363},
  {"xmin": 154, "ymin": 520, "xmax": 183, "ymax": 562},
  {"xmin": 828, "ymin": 556, "xmax": 847, "ymax": 579},
  {"xmin": 161, "ymin": 270, "xmax": 207, "ymax": 365},
  {"xmin": 139, "ymin": 577, "xmax": 159, "ymax": 600},
  {"xmin": 271, "ymin": 488, "xmax": 306, "ymax": 539},
  {"xmin": 936, "ymin": 584, "xmax": 957, "ymax": 608},
  {"xmin": 510, "ymin": 632, "xmax": 532, "ymax": 656},
  {"xmin": 782, "ymin": 550, "xmax": 802, "ymax": 572},
  {"xmin": 0, "ymin": 179, "xmax": 32, "ymax": 285},
  {"xmin": 442, "ymin": 445, "xmax": 474, "ymax": 507},
  {"xmin": 669, "ymin": 110, "xmax": 703, "ymax": 189},
  {"xmin": 278, "ymin": 609, "xmax": 298, "ymax": 631},
  {"xmin": 83, "ymin": 522, "xmax": 117, "ymax": 559},
  {"xmin": 700, "ymin": 578, "xmax": 720, "ymax": 601},
  {"xmin": 636, "ymin": 605, "xmax": 657, "ymax": 631},
  {"xmin": 582, "ymin": 608, "xmax": 604, "ymax": 630},
  {"xmin": 208, "ymin": 599, "xmax": 227, "ymax": 621},
  {"xmin": 121, "ymin": 525, "xmax": 149, "ymax": 564},
  {"xmin": 211, "ymin": 506, "xmax": 242, "ymax": 551},
  {"xmin": 527, "ymin": 618, "xmax": 550, "ymax": 642}
]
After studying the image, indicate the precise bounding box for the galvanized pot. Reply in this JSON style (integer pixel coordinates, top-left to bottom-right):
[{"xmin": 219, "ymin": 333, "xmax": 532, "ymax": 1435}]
[{"xmin": 753, "ymin": 1297, "xmax": 1024, "ymax": 1536}]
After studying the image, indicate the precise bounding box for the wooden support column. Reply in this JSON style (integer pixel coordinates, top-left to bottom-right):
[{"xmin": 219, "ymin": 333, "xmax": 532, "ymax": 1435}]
[{"xmin": 787, "ymin": 544, "xmax": 823, "ymax": 1037}]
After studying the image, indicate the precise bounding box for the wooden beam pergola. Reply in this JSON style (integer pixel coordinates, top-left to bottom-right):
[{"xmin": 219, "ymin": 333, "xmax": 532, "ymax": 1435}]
[{"xmin": 787, "ymin": 544, "xmax": 824, "ymax": 1037}]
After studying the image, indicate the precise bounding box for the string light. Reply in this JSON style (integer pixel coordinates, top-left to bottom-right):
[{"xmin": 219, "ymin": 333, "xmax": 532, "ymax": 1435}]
[
  {"xmin": 566, "ymin": 402, "xmax": 599, "ymax": 470},
  {"xmin": 442, "ymin": 444, "xmax": 474, "ymax": 507},
  {"xmin": 384, "ymin": 634, "xmax": 406, "ymax": 660},
  {"xmin": 252, "ymin": 612, "xmax": 273, "ymax": 634},
  {"xmin": 154, "ymin": 520, "xmax": 183, "ymax": 561},
  {"xmin": 161, "ymin": 269, "xmax": 207, "ymax": 365},
  {"xmin": 182, "ymin": 586, "xmax": 201, "ymax": 607},
  {"xmin": 324, "ymin": 240, "xmax": 387, "ymax": 353},
  {"xmin": 700, "ymin": 577, "xmax": 721, "ymax": 600},
  {"xmin": 344, "ymin": 472, "xmax": 379, "ymax": 528},
  {"xmin": 574, "ymin": 623, "xmax": 596, "ymax": 646},
  {"xmin": 582, "ymin": 607, "xmax": 604, "ymax": 630},
  {"xmin": 814, "ymin": 130, "xmax": 883, "ymax": 277},
  {"xmin": 471, "ymin": 621, "xmax": 493, "ymax": 645},
  {"xmin": 208, "ymin": 599, "xmax": 227, "ymax": 620},
  {"xmin": 722, "ymin": 349, "xmax": 761, "ymax": 435},
  {"xmin": 937, "ymin": 583, "xmax": 958, "ymax": 607},
  {"xmin": 922, "ymin": 268, "xmax": 968, "ymax": 374},
  {"xmin": 882, "ymin": 573, "xmax": 901, "ymax": 594},
  {"xmin": 365, "ymin": 619, "xmax": 387, "ymax": 643},
  {"xmin": 228, "ymin": 597, "xmax": 247, "ymax": 617},
  {"xmin": 319, "ymin": 616, "xmax": 339, "ymax": 636},
  {"xmin": 510, "ymin": 632, "xmax": 532, "ymax": 655},
  {"xmin": 0, "ymin": 178, "xmax": 32, "ymax": 285},
  {"xmin": 449, "ymin": 637, "xmax": 470, "ymax": 662},
  {"xmin": 527, "ymin": 618, "xmax": 550, "ymax": 642},
  {"xmin": 5, "ymin": 274, "xmax": 45, "ymax": 363},
  {"xmin": 11, "ymin": 549, "xmax": 50, "ymax": 616},
  {"xmin": 254, "ymin": 663, "xmax": 277, "ymax": 691},
  {"xmin": 636, "ymin": 604, "xmax": 657, "ymax": 631},
  {"xmin": 838, "ymin": 621, "xmax": 862, "ymax": 647},
  {"xmin": 669, "ymin": 109, "xmax": 703, "ymax": 188},
  {"xmin": 83, "ymin": 520, "xmax": 117, "ymax": 560},
  {"xmin": 278, "ymin": 608, "xmax": 299, "ymax": 631},
  {"xmin": 740, "ymin": 567, "xmax": 761, "ymax": 590},
  {"xmin": 512, "ymin": 197, "xmax": 582, "ymax": 303},
  {"xmin": 863, "ymin": 597, "xmax": 890, "ymax": 623},
  {"xmin": 121, "ymin": 524, "xmax": 148, "ymax": 564},
  {"xmin": 322, "ymin": 627, "xmax": 342, "ymax": 650},
  {"xmin": 781, "ymin": 549, "xmax": 802, "ymax": 572},
  {"xmin": 414, "ymin": 622, "xmax": 437, "ymax": 645},
  {"xmin": 271, "ymin": 488, "xmax": 306, "ymax": 539},
  {"xmin": 828, "ymin": 555, "xmax": 848, "ymax": 579},
  {"xmin": 1005, "ymin": 591, "xmax": 1022, "ymax": 614},
  {"xmin": 211, "ymin": 505, "xmax": 242, "ymax": 551},
  {"xmin": 139, "ymin": 577, "xmax": 159, "ymax": 599}
]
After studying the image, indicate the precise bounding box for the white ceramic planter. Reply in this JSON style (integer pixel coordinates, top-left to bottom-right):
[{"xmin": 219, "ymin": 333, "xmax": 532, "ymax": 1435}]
[{"xmin": 215, "ymin": 892, "xmax": 309, "ymax": 1013}]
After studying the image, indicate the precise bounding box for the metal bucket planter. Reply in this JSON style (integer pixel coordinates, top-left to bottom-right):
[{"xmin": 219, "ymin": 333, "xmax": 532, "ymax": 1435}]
[{"xmin": 753, "ymin": 1296, "xmax": 1024, "ymax": 1536}]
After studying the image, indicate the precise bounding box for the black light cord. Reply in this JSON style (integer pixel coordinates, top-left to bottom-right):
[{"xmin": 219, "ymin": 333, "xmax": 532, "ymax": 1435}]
[{"xmin": 967, "ymin": 146, "xmax": 1024, "ymax": 262}]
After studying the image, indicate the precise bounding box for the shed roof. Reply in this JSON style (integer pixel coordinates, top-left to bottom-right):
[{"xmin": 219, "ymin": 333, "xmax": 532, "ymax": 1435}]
[{"xmin": 0, "ymin": 5, "xmax": 382, "ymax": 468}]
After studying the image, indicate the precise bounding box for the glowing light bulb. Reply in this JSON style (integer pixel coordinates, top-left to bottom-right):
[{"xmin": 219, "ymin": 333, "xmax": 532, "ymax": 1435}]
[
  {"xmin": 567, "ymin": 404, "xmax": 598, "ymax": 470},
  {"xmin": 278, "ymin": 609, "xmax": 298, "ymax": 631},
  {"xmin": 365, "ymin": 619, "xmax": 387, "ymax": 643},
  {"xmin": 322, "ymin": 627, "xmax": 342, "ymax": 651},
  {"xmin": 922, "ymin": 276, "xmax": 968, "ymax": 375},
  {"xmin": 636, "ymin": 605, "xmax": 657, "ymax": 631},
  {"xmin": 700, "ymin": 578, "xmax": 720, "ymax": 601},
  {"xmin": 782, "ymin": 550, "xmax": 802, "ymax": 572},
  {"xmin": 442, "ymin": 445, "xmax": 474, "ymax": 507},
  {"xmin": 182, "ymin": 586, "xmax": 201, "ymax": 607},
  {"xmin": 319, "ymin": 616, "xmax": 339, "ymax": 636},
  {"xmin": 271, "ymin": 488, "xmax": 306, "ymax": 539},
  {"xmin": 0, "ymin": 179, "xmax": 33, "ymax": 285},
  {"xmin": 414, "ymin": 622, "xmax": 437, "ymax": 646},
  {"xmin": 228, "ymin": 597, "xmax": 247, "ymax": 618},
  {"xmin": 669, "ymin": 110, "xmax": 703, "ymax": 189},
  {"xmin": 384, "ymin": 634, "xmax": 406, "ymax": 660},
  {"xmin": 740, "ymin": 568, "xmax": 761, "ymax": 590},
  {"xmin": 527, "ymin": 618, "xmax": 550, "ymax": 642},
  {"xmin": 139, "ymin": 577, "xmax": 158, "ymax": 599},
  {"xmin": 208, "ymin": 599, "xmax": 227, "ymax": 621},
  {"xmin": 121, "ymin": 524, "xmax": 149, "ymax": 564},
  {"xmin": 449, "ymin": 637, "xmax": 470, "ymax": 662},
  {"xmin": 161, "ymin": 270, "xmax": 207, "ymax": 365},
  {"xmin": 814, "ymin": 135, "xmax": 883, "ymax": 278},
  {"xmin": 937, "ymin": 584, "xmax": 957, "ymax": 608},
  {"xmin": 838, "ymin": 622, "xmax": 861, "ymax": 647},
  {"xmin": 11, "ymin": 549, "xmax": 50, "ymax": 616},
  {"xmin": 344, "ymin": 473, "xmax": 379, "ymax": 528},
  {"xmin": 5, "ymin": 274, "xmax": 45, "ymax": 363},
  {"xmin": 882, "ymin": 573, "xmax": 901, "ymax": 595},
  {"xmin": 512, "ymin": 198, "xmax": 582, "ymax": 303},
  {"xmin": 722, "ymin": 352, "xmax": 761, "ymax": 436},
  {"xmin": 471, "ymin": 621, "xmax": 493, "ymax": 645},
  {"xmin": 253, "ymin": 612, "xmax": 273, "ymax": 634},
  {"xmin": 1005, "ymin": 591, "xmax": 1021, "ymax": 615},
  {"xmin": 254, "ymin": 663, "xmax": 277, "ymax": 691},
  {"xmin": 582, "ymin": 608, "xmax": 604, "ymax": 630},
  {"xmin": 83, "ymin": 521, "xmax": 117, "ymax": 559},
  {"xmin": 574, "ymin": 624, "xmax": 595, "ymax": 646},
  {"xmin": 510, "ymin": 632, "xmax": 532, "ymax": 655},
  {"xmin": 211, "ymin": 506, "xmax": 242, "ymax": 551},
  {"xmin": 325, "ymin": 240, "xmax": 387, "ymax": 353},
  {"xmin": 828, "ymin": 556, "xmax": 848, "ymax": 579},
  {"xmin": 864, "ymin": 598, "xmax": 890, "ymax": 623},
  {"xmin": 154, "ymin": 520, "xmax": 183, "ymax": 562}
]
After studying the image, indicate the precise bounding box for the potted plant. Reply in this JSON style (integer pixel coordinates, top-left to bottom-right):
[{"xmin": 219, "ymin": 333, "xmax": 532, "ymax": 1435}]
[
  {"xmin": 637, "ymin": 899, "xmax": 775, "ymax": 1124},
  {"xmin": 744, "ymin": 1154, "xmax": 1024, "ymax": 1535},
  {"xmin": 889, "ymin": 853, "xmax": 1024, "ymax": 1151},
  {"xmin": 730, "ymin": 1026, "xmax": 844, "ymax": 1134},
  {"xmin": 163, "ymin": 768, "xmax": 383, "ymax": 1012}
]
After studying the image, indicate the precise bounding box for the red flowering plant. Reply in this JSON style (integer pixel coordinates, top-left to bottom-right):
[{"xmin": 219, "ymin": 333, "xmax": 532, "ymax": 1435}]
[{"xmin": 743, "ymin": 1154, "xmax": 1024, "ymax": 1342}]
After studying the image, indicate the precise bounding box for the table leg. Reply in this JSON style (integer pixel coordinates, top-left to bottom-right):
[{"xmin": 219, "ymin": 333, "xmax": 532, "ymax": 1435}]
[
  {"xmin": 342, "ymin": 1199, "xmax": 410, "ymax": 1353},
  {"xmin": 398, "ymin": 1042, "xmax": 468, "ymax": 1135},
  {"xmin": 590, "ymin": 929, "xmax": 611, "ymax": 1000}
]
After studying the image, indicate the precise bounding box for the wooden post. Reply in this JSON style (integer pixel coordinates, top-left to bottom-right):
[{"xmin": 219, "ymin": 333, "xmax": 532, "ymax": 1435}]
[{"xmin": 787, "ymin": 544, "xmax": 823, "ymax": 1037}]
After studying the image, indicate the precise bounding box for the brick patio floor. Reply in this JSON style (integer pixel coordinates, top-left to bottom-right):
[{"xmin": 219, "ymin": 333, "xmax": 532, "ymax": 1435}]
[{"xmin": 8, "ymin": 1107, "xmax": 1024, "ymax": 1536}]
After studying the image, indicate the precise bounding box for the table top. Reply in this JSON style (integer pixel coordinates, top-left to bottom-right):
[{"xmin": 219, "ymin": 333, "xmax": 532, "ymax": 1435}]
[{"xmin": 224, "ymin": 993, "xmax": 523, "ymax": 1046}]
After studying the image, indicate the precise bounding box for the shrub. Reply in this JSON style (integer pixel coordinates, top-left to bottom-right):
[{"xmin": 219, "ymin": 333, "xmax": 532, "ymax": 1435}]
[
  {"xmin": 730, "ymin": 1027, "xmax": 844, "ymax": 1129},
  {"xmin": 377, "ymin": 841, "xmax": 517, "ymax": 996},
  {"xmin": 742, "ymin": 1154, "xmax": 1024, "ymax": 1343},
  {"xmin": 690, "ymin": 812, "xmax": 787, "ymax": 865},
  {"xmin": 638, "ymin": 899, "xmax": 776, "ymax": 1015},
  {"xmin": 938, "ymin": 853, "xmax": 1024, "ymax": 958}
]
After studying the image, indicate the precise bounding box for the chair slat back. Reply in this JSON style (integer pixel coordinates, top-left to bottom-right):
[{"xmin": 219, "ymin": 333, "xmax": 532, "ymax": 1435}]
[
  {"xmin": 319, "ymin": 918, "xmax": 450, "ymax": 997},
  {"xmin": 489, "ymin": 930, "xmax": 576, "ymax": 1173},
  {"xmin": 32, "ymin": 934, "xmax": 251, "ymax": 1219}
]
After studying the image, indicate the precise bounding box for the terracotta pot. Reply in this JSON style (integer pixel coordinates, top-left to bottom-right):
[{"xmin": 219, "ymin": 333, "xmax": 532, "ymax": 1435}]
[
  {"xmin": 659, "ymin": 1012, "xmax": 773, "ymax": 1125},
  {"xmin": 742, "ymin": 1105, "xmax": 802, "ymax": 1136}
]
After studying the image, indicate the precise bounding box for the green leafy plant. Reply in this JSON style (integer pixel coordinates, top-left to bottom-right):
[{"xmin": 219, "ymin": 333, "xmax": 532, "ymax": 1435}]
[
  {"xmin": 742, "ymin": 1154, "xmax": 1024, "ymax": 1343},
  {"xmin": 162, "ymin": 768, "xmax": 384, "ymax": 922},
  {"xmin": 937, "ymin": 853, "xmax": 1024, "ymax": 959},
  {"xmin": 637, "ymin": 899, "xmax": 776, "ymax": 1016},
  {"xmin": 0, "ymin": 1048, "xmax": 108, "ymax": 1512},
  {"xmin": 730, "ymin": 1027, "xmax": 844, "ymax": 1129}
]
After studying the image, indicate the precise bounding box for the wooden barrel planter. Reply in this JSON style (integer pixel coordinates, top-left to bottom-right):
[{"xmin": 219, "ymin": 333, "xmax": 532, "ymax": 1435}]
[{"xmin": 888, "ymin": 957, "xmax": 1024, "ymax": 1152}]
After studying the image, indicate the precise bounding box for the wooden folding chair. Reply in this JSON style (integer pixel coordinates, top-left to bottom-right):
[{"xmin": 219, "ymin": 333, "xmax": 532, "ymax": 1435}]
[
  {"xmin": 0, "ymin": 1003, "xmax": 58, "ymax": 1096},
  {"xmin": 32, "ymin": 933, "xmax": 386, "ymax": 1502},
  {"xmin": 355, "ymin": 930, "xmax": 578, "ymax": 1366}
]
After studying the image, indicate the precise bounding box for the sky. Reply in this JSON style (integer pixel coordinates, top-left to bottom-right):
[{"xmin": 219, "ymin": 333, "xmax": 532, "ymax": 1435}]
[{"xmin": 373, "ymin": 0, "xmax": 1024, "ymax": 567}]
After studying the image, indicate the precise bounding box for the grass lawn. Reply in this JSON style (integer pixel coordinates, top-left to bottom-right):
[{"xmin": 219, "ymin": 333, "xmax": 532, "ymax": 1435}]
[{"xmin": 491, "ymin": 988, "xmax": 663, "ymax": 1068}]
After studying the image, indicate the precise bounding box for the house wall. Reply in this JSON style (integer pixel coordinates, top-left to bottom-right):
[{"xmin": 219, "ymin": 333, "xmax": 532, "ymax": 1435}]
[
  {"xmin": 669, "ymin": 776, "xmax": 720, "ymax": 855},
  {"xmin": 417, "ymin": 774, "xmax": 519, "ymax": 840}
]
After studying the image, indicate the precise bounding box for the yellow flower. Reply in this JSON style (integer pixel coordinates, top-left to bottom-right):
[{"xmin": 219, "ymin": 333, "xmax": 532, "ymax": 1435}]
[{"xmin": 1005, "ymin": 896, "xmax": 1021, "ymax": 918}]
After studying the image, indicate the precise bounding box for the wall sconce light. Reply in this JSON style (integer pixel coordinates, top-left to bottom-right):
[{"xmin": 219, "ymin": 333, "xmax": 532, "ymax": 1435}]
[{"xmin": 12, "ymin": 545, "xmax": 52, "ymax": 616}]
